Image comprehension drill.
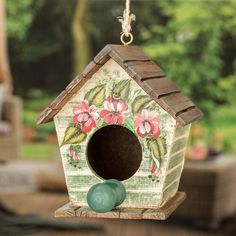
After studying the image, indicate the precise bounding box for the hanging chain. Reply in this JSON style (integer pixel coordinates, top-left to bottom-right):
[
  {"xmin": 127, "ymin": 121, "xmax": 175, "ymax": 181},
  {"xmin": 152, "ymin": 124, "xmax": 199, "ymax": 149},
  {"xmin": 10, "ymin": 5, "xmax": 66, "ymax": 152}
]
[{"xmin": 118, "ymin": 0, "xmax": 136, "ymax": 46}]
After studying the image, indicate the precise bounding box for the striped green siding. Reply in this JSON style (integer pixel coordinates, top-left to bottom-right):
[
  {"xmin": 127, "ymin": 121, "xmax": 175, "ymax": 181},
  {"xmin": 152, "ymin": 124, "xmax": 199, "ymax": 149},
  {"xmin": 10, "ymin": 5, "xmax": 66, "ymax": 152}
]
[
  {"xmin": 69, "ymin": 191, "xmax": 87, "ymax": 206},
  {"xmin": 168, "ymin": 151, "xmax": 185, "ymax": 169},
  {"xmin": 162, "ymin": 180, "xmax": 179, "ymax": 201},
  {"xmin": 69, "ymin": 190, "xmax": 162, "ymax": 208},
  {"xmin": 171, "ymin": 137, "xmax": 188, "ymax": 154},
  {"xmin": 164, "ymin": 165, "xmax": 182, "ymax": 187},
  {"xmin": 67, "ymin": 175, "xmax": 100, "ymax": 189},
  {"xmin": 67, "ymin": 175, "xmax": 162, "ymax": 192},
  {"xmin": 174, "ymin": 125, "xmax": 189, "ymax": 138},
  {"xmin": 161, "ymin": 125, "xmax": 190, "ymax": 203}
]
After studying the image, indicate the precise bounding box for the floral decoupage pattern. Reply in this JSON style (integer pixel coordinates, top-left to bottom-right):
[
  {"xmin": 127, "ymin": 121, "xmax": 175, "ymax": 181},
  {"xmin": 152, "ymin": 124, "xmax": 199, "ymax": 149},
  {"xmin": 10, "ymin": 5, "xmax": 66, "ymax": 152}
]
[{"xmin": 56, "ymin": 59, "xmax": 176, "ymax": 185}]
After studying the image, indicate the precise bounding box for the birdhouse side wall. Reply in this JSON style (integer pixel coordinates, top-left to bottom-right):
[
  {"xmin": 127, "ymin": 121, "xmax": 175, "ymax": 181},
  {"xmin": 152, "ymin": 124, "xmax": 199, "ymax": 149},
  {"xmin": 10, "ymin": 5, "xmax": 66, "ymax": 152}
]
[
  {"xmin": 54, "ymin": 59, "xmax": 176, "ymax": 208},
  {"xmin": 161, "ymin": 124, "xmax": 191, "ymax": 204}
]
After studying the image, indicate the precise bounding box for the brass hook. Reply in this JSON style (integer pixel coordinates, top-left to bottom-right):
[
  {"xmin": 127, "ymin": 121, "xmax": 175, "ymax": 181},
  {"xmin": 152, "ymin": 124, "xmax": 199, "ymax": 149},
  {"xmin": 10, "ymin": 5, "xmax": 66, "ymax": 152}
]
[{"xmin": 120, "ymin": 32, "xmax": 133, "ymax": 46}]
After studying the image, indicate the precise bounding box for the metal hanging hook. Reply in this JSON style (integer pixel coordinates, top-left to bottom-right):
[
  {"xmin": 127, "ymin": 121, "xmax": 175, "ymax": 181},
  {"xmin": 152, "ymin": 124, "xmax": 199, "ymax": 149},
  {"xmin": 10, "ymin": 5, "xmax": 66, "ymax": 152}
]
[{"xmin": 120, "ymin": 32, "xmax": 133, "ymax": 46}]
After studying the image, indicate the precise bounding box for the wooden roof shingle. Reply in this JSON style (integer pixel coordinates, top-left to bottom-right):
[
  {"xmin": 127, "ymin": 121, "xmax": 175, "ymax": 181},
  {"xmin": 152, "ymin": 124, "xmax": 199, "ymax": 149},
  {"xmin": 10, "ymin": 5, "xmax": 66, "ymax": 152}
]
[{"xmin": 37, "ymin": 44, "xmax": 203, "ymax": 125}]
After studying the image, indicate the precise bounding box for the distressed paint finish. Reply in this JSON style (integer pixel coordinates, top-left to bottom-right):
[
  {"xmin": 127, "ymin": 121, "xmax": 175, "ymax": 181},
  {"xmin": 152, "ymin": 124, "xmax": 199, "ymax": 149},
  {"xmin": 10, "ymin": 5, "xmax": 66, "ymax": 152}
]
[
  {"xmin": 54, "ymin": 59, "xmax": 178, "ymax": 208},
  {"xmin": 55, "ymin": 192, "xmax": 187, "ymax": 220},
  {"xmin": 162, "ymin": 124, "xmax": 191, "ymax": 203}
]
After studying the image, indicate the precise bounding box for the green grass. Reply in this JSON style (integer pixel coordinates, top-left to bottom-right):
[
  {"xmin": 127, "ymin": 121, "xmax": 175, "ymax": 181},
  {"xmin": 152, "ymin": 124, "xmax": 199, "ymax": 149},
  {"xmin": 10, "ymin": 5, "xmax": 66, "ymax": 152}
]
[
  {"xmin": 21, "ymin": 143, "xmax": 58, "ymax": 160},
  {"xmin": 22, "ymin": 92, "xmax": 58, "ymax": 160}
]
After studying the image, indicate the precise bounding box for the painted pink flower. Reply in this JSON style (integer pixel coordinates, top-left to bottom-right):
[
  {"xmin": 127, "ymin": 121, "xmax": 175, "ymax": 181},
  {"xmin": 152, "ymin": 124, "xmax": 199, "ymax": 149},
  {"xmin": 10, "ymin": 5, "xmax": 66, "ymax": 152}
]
[
  {"xmin": 150, "ymin": 166, "xmax": 155, "ymax": 174},
  {"xmin": 69, "ymin": 150, "xmax": 79, "ymax": 161},
  {"xmin": 154, "ymin": 169, "xmax": 161, "ymax": 177},
  {"xmin": 73, "ymin": 100, "xmax": 99, "ymax": 133},
  {"xmin": 100, "ymin": 97, "xmax": 130, "ymax": 124},
  {"xmin": 150, "ymin": 166, "xmax": 161, "ymax": 177},
  {"xmin": 134, "ymin": 110, "xmax": 160, "ymax": 138}
]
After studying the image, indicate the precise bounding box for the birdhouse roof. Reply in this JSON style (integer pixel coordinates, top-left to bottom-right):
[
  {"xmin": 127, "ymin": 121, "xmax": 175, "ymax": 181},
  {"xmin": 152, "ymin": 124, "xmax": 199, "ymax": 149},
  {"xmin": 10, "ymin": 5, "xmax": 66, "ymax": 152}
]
[{"xmin": 37, "ymin": 44, "xmax": 203, "ymax": 125}]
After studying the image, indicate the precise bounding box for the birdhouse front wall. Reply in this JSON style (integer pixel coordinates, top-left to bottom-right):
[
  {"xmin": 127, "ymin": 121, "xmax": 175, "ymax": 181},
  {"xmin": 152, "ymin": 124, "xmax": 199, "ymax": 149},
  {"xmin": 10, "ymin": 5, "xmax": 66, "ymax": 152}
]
[{"xmin": 54, "ymin": 59, "xmax": 176, "ymax": 208}]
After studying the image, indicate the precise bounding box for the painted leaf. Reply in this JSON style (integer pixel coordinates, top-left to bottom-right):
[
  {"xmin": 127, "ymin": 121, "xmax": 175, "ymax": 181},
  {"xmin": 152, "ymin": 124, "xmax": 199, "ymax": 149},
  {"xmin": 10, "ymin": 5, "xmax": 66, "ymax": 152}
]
[
  {"xmin": 132, "ymin": 95, "xmax": 152, "ymax": 114},
  {"xmin": 97, "ymin": 118, "xmax": 104, "ymax": 128},
  {"xmin": 69, "ymin": 144, "xmax": 81, "ymax": 153},
  {"xmin": 147, "ymin": 137, "xmax": 167, "ymax": 165},
  {"xmin": 85, "ymin": 84, "xmax": 106, "ymax": 106},
  {"xmin": 61, "ymin": 124, "xmax": 87, "ymax": 146},
  {"xmin": 125, "ymin": 117, "xmax": 135, "ymax": 132},
  {"xmin": 112, "ymin": 79, "xmax": 131, "ymax": 101}
]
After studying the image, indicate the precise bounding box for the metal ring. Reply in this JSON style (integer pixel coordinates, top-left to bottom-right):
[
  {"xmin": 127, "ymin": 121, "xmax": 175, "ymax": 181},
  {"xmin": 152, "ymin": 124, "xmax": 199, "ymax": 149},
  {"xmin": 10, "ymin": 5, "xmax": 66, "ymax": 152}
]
[{"xmin": 120, "ymin": 32, "xmax": 133, "ymax": 46}]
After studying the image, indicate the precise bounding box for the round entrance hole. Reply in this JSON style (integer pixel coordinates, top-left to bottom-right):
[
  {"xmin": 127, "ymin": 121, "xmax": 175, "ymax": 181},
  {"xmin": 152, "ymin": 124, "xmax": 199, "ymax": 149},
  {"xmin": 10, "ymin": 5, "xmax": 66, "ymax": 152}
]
[{"xmin": 87, "ymin": 125, "xmax": 142, "ymax": 181}]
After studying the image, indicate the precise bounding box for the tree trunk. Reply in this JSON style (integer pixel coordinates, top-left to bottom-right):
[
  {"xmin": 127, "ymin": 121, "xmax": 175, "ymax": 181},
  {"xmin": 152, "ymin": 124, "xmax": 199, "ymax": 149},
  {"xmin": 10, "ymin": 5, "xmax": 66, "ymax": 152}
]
[
  {"xmin": 71, "ymin": 0, "xmax": 91, "ymax": 76},
  {"xmin": 0, "ymin": 0, "xmax": 13, "ymax": 94}
]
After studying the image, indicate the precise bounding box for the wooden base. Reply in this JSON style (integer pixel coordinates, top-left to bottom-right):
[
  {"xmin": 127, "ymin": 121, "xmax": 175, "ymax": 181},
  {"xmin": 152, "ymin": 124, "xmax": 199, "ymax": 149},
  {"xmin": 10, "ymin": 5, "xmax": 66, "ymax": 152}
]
[{"xmin": 55, "ymin": 192, "xmax": 186, "ymax": 220}]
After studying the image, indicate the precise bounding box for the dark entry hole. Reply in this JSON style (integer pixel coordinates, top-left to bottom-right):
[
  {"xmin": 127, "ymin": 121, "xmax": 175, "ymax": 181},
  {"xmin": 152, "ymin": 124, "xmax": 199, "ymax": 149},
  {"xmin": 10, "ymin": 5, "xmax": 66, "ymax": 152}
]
[{"xmin": 87, "ymin": 125, "xmax": 142, "ymax": 181}]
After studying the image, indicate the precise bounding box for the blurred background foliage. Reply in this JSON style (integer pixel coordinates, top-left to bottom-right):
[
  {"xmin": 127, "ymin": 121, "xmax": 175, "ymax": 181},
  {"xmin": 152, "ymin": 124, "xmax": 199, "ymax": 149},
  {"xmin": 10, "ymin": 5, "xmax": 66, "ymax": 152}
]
[{"xmin": 5, "ymin": 0, "xmax": 236, "ymax": 155}]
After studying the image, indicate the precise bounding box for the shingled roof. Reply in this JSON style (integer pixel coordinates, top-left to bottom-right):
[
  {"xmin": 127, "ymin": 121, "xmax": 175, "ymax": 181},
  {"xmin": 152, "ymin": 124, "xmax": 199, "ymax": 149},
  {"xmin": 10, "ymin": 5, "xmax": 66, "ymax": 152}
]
[{"xmin": 37, "ymin": 44, "xmax": 203, "ymax": 125}]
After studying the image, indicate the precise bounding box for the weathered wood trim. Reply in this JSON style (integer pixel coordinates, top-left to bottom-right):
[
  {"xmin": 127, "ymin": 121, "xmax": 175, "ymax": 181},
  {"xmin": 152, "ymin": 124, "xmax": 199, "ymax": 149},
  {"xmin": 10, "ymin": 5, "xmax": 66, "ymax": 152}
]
[
  {"xmin": 126, "ymin": 61, "xmax": 165, "ymax": 82},
  {"xmin": 142, "ymin": 77, "xmax": 180, "ymax": 97},
  {"xmin": 55, "ymin": 204, "xmax": 80, "ymax": 217},
  {"xmin": 50, "ymin": 90, "xmax": 72, "ymax": 110},
  {"xmin": 65, "ymin": 75, "xmax": 84, "ymax": 94},
  {"xmin": 110, "ymin": 44, "xmax": 150, "ymax": 62},
  {"xmin": 76, "ymin": 207, "xmax": 120, "ymax": 219},
  {"xmin": 94, "ymin": 45, "xmax": 112, "ymax": 64},
  {"xmin": 160, "ymin": 93, "xmax": 195, "ymax": 113},
  {"xmin": 36, "ymin": 107, "xmax": 58, "ymax": 124},
  {"xmin": 176, "ymin": 107, "xmax": 203, "ymax": 125},
  {"xmin": 119, "ymin": 208, "xmax": 145, "ymax": 219},
  {"xmin": 81, "ymin": 60, "xmax": 102, "ymax": 78},
  {"xmin": 143, "ymin": 192, "xmax": 186, "ymax": 220}
]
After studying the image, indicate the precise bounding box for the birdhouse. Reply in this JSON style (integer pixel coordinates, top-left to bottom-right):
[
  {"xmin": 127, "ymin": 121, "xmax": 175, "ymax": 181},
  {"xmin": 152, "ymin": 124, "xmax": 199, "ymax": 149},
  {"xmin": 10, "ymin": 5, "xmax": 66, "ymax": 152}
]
[{"xmin": 37, "ymin": 45, "xmax": 203, "ymax": 219}]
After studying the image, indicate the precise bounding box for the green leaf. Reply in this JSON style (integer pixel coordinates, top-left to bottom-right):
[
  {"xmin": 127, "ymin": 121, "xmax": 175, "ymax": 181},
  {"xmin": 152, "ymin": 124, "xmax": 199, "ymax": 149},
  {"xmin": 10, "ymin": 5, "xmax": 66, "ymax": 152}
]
[
  {"xmin": 112, "ymin": 79, "xmax": 131, "ymax": 101},
  {"xmin": 61, "ymin": 124, "xmax": 87, "ymax": 146},
  {"xmin": 97, "ymin": 118, "xmax": 104, "ymax": 128},
  {"xmin": 147, "ymin": 137, "xmax": 167, "ymax": 165},
  {"xmin": 69, "ymin": 144, "xmax": 81, "ymax": 153},
  {"xmin": 125, "ymin": 117, "xmax": 135, "ymax": 132},
  {"xmin": 85, "ymin": 84, "xmax": 106, "ymax": 107},
  {"xmin": 132, "ymin": 95, "xmax": 153, "ymax": 114}
]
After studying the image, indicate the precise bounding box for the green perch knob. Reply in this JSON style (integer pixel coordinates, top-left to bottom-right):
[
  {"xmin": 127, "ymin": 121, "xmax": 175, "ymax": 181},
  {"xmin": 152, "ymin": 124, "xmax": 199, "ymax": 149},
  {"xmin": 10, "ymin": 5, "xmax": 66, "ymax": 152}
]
[{"xmin": 87, "ymin": 179, "xmax": 126, "ymax": 213}]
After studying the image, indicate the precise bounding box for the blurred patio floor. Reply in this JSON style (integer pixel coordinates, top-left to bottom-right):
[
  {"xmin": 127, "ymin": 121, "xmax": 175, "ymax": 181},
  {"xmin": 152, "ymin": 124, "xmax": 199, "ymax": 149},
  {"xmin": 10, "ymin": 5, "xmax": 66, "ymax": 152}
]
[
  {"xmin": 1, "ymin": 191, "xmax": 236, "ymax": 236},
  {"xmin": 0, "ymin": 161, "xmax": 236, "ymax": 236}
]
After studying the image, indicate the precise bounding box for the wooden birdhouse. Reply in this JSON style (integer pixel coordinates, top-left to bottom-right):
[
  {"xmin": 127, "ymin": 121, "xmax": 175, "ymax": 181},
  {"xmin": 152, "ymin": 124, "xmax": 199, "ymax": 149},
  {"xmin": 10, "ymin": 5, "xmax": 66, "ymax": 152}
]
[{"xmin": 37, "ymin": 45, "xmax": 203, "ymax": 219}]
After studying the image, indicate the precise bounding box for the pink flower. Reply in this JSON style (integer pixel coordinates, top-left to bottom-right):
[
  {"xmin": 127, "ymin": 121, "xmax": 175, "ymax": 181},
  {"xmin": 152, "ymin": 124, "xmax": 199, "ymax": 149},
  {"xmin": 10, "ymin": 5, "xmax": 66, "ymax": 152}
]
[
  {"xmin": 150, "ymin": 166, "xmax": 155, "ymax": 174},
  {"xmin": 100, "ymin": 97, "xmax": 130, "ymax": 125},
  {"xmin": 154, "ymin": 169, "xmax": 161, "ymax": 177},
  {"xmin": 134, "ymin": 110, "xmax": 160, "ymax": 138},
  {"xmin": 69, "ymin": 150, "xmax": 79, "ymax": 161},
  {"xmin": 150, "ymin": 166, "xmax": 161, "ymax": 177},
  {"xmin": 73, "ymin": 100, "xmax": 99, "ymax": 133}
]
